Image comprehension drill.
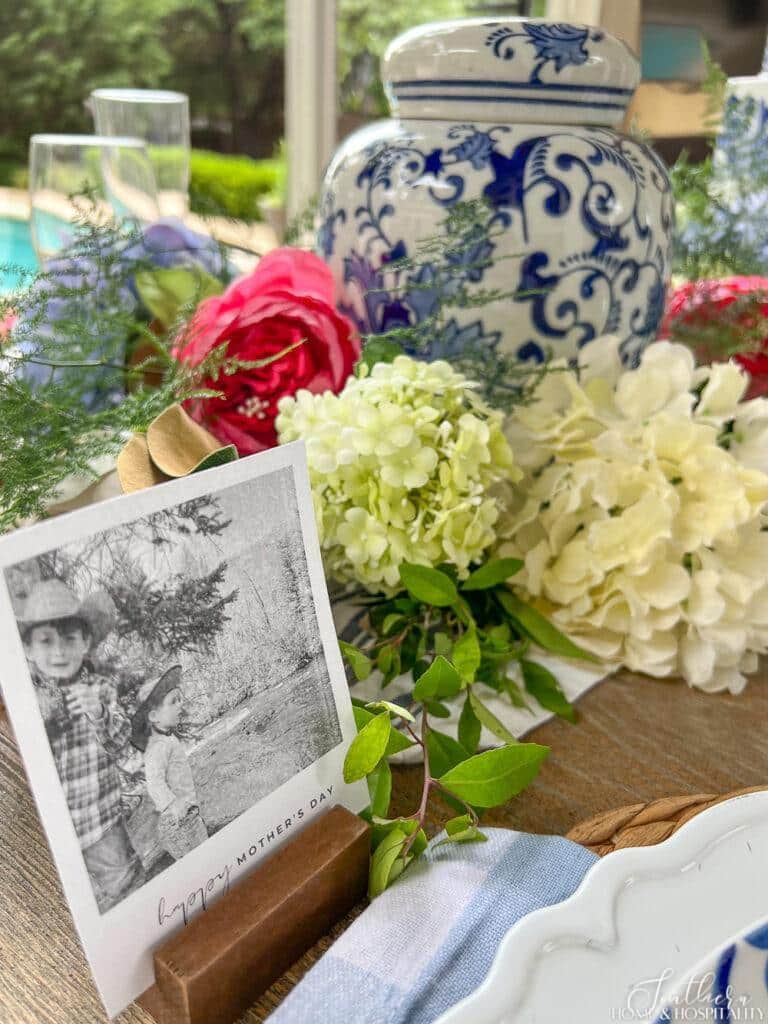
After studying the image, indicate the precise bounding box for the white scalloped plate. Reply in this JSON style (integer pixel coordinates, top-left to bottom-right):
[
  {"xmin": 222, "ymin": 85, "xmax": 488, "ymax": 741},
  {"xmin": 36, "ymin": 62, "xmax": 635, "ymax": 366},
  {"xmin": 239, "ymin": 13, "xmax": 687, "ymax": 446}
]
[{"xmin": 437, "ymin": 792, "xmax": 768, "ymax": 1024}]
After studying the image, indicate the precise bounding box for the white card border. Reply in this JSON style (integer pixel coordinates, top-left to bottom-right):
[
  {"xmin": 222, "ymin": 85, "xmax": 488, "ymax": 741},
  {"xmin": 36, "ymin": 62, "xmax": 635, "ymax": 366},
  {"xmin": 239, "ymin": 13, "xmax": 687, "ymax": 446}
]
[{"xmin": 0, "ymin": 442, "xmax": 367, "ymax": 1017}]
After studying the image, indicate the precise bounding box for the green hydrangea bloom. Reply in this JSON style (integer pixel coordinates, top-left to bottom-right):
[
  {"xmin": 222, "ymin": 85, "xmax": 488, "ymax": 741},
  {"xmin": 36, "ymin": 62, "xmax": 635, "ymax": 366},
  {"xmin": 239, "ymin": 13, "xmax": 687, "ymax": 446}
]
[{"xmin": 276, "ymin": 355, "xmax": 519, "ymax": 593}]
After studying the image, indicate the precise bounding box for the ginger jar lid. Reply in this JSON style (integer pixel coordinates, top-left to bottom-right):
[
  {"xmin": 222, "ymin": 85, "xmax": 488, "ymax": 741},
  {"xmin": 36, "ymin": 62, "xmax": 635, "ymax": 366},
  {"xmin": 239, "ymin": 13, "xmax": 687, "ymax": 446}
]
[{"xmin": 382, "ymin": 17, "xmax": 639, "ymax": 128}]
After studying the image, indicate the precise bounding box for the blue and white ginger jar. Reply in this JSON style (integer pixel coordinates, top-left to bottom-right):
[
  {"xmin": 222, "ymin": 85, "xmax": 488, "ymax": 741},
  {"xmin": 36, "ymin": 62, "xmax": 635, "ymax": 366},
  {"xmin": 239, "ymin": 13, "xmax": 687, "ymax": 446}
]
[{"xmin": 318, "ymin": 18, "xmax": 674, "ymax": 366}]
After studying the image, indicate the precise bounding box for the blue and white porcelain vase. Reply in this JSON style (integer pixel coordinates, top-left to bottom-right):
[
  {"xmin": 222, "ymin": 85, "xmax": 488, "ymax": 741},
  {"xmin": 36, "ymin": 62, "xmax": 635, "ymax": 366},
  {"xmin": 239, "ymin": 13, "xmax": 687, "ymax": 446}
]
[{"xmin": 318, "ymin": 18, "xmax": 674, "ymax": 366}]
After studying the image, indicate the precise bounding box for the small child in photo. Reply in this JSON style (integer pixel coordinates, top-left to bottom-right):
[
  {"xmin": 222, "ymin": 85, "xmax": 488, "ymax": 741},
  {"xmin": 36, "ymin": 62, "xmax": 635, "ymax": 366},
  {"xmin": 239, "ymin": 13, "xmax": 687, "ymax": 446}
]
[
  {"xmin": 19, "ymin": 578, "xmax": 144, "ymax": 913},
  {"xmin": 131, "ymin": 665, "xmax": 208, "ymax": 861}
]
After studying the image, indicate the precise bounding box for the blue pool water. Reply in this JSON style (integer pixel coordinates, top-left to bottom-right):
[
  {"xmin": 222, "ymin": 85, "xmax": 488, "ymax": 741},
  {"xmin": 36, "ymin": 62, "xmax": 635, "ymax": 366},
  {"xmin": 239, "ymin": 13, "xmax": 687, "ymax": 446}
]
[{"xmin": 0, "ymin": 217, "xmax": 38, "ymax": 293}]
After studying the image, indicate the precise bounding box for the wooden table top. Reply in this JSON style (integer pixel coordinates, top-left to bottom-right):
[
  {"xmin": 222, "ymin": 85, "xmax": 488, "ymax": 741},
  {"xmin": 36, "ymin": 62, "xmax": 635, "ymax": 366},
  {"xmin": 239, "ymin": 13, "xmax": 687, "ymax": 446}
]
[{"xmin": 1, "ymin": 667, "xmax": 766, "ymax": 1024}]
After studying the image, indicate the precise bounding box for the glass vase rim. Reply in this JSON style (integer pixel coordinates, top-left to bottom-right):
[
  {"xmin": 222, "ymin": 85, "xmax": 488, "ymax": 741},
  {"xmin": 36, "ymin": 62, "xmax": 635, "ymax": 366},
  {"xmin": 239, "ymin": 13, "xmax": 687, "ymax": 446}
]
[
  {"xmin": 30, "ymin": 133, "xmax": 151, "ymax": 148},
  {"xmin": 90, "ymin": 88, "xmax": 189, "ymax": 104}
]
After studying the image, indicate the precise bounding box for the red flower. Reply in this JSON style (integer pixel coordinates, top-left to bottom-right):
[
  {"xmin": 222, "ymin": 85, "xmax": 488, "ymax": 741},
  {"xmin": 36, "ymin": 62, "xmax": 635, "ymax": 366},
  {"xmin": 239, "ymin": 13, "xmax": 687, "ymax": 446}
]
[
  {"xmin": 176, "ymin": 248, "xmax": 360, "ymax": 453},
  {"xmin": 662, "ymin": 276, "xmax": 768, "ymax": 399}
]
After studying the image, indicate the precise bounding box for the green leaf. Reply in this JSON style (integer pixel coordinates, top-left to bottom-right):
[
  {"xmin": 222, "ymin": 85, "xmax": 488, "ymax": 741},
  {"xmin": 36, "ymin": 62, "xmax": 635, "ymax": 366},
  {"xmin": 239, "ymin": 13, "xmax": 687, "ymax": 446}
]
[
  {"xmin": 412, "ymin": 658, "xmax": 430, "ymax": 681},
  {"xmin": 437, "ymin": 562, "xmax": 459, "ymax": 580},
  {"xmin": 368, "ymin": 827, "xmax": 408, "ymax": 898},
  {"xmin": 381, "ymin": 613, "xmax": 406, "ymax": 636},
  {"xmin": 434, "ymin": 632, "xmax": 453, "ymax": 659},
  {"xmin": 411, "ymin": 828, "xmax": 428, "ymax": 858},
  {"xmin": 438, "ymin": 743, "xmax": 549, "ymax": 808},
  {"xmin": 369, "ymin": 818, "xmax": 399, "ymax": 850},
  {"xmin": 353, "ymin": 707, "xmax": 415, "ymax": 756},
  {"xmin": 377, "ymin": 644, "xmax": 394, "ymax": 677},
  {"xmin": 368, "ymin": 820, "xmax": 427, "ymax": 897},
  {"xmin": 425, "ymin": 728, "xmax": 470, "ymax": 778},
  {"xmin": 500, "ymin": 676, "xmax": 529, "ymax": 709},
  {"xmin": 370, "ymin": 817, "xmax": 427, "ymax": 851},
  {"xmin": 453, "ymin": 595, "xmax": 476, "ymax": 628},
  {"xmin": 343, "ymin": 711, "xmax": 391, "ymax": 782},
  {"xmin": 399, "ymin": 563, "xmax": 458, "ymax": 607},
  {"xmin": 369, "ymin": 600, "xmax": 399, "ymax": 631},
  {"xmin": 521, "ymin": 660, "xmax": 577, "ymax": 723},
  {"xmin": 382, "ymin": 818, "xmax": 427, "ymax": 856},
  {"xmin": 468, "ymin": 689, "xmax": 518, "ymax": 746},
  {"xmin": 365, "ymin": 699, "xmax": 415, "ymax": 723},
  {"xmin": 458, "ymin": 693, "xmax": 481, "ymax": 754},
  {"xmin": 412, "ymin": 655, "xmax": 462, "ymax": 702},
  {"xmin": 453, "ymin": 627, "xmax": 481, "ymax": 683},
  {"xmin": 387, "ymin": 858, "xmax": 407, "ymax": 887},
  {"xmin": 366, "ymin": 761, "xmax": 392, "ymax": 819},
  {"xmin": 476, "ymin": 659, "xmax": 507, "ymax": 693},
  {"xmin": 425, "ymin": 700, "xmax": 451, "ymax": 718},
  {"xmin": 462, "ymin": 558, "xmax": 524, "ymax": 591},
  {"xmin": 416, "ymin": 628, "xmax": 428, "ymax": 660},
  {"xmin": 436, "ymin": 826, "xmax": 488, "ymax": 847},
  {"xmin": 359, "ymin": 336, "xmax": 403, "ymax": 372},
  {"xmin": 339, "ymin": 640, "xmax": 372, "ymax": 681},
  {"xmin": 399, "ymin": 627, "xmax": 421, "ymax": 673},
  {"xmin": 134, "ymin": 266, "xmax": 223, "ymax": 328},
  {"xmin": 497, "ymin": 592, "xmax": 599, "ymax": 662},
  {"xmin": 352, "ymin": 706, "xmax": 372, "ymax": 730},
  {"xmin": 374, "ymin": 719, "xmax": 412, "ymax": 757},
  {"xmin": 486, "ymin": 623, "xmax": 511, "ymax": 650},
  {"xmin": 380, "ymin": 646, "xmax": 402, "ymax": 687},
  {"xmin": 435, "ymin": 813, "xmax": 489, "ymax": 847},
  {"xmin": 191, "ymin": 444, "xmax": 239, "ymax": 474},
  {"xmin": 445, "ymin": 813, "xmax": 474, "ymax": 836}
]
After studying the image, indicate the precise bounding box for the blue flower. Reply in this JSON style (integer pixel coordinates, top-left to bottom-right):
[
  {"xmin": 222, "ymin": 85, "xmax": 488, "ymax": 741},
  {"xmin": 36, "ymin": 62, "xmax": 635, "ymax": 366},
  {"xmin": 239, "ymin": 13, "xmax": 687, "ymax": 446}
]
[
  {"xmin": 123, "ymin": 218, "xmax": 230, "ymax": 281},
  {"xmin": 12, "ymin": 247, "xmax": 136, "ymax": 409},
  {"xmin": 11, "ymin": 219, "xmax": 231, "ymax": 409}
]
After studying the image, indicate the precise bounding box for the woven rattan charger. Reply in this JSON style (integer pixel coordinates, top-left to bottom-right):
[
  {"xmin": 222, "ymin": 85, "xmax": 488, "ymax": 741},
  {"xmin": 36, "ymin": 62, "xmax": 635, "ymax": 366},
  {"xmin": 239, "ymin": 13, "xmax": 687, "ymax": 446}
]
[{"xmin": 567, "ymin": 785, "xmax": 768, "ymax": 856}]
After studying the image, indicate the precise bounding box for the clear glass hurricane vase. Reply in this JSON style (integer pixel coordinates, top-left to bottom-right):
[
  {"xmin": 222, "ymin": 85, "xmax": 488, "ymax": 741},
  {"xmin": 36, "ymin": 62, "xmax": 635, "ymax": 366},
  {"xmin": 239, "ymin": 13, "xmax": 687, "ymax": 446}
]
[
  {"xmin": 28, "ymin": 134, "xmax": 159, "ymax": 264},
  {"xmin": 91, "ymin": 89, "xmax": 190, "ymax": 218}
]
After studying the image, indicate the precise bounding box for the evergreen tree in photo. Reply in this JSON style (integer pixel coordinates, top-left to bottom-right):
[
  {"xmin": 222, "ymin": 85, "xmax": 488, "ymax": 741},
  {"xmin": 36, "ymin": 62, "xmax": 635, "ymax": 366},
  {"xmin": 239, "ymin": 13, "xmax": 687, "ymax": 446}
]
[{"xmin": 9, "ymin": 495, "xmax": 239, "ymax": 701}]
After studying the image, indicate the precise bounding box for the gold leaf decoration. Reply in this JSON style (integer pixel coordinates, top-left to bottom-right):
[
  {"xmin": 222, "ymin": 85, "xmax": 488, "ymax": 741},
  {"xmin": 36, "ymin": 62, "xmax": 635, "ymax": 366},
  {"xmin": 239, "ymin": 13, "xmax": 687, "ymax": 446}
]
[{"xmin": 117, "ymin": 405, "xmax": 237, "ymax": 494}]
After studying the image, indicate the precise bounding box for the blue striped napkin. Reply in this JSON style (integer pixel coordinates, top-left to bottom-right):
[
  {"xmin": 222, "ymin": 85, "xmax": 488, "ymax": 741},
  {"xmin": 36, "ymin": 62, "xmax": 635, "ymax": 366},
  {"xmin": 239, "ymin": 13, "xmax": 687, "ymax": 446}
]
[{"xmin": 268, "ymin": 828, "xmax": 597, "ymax": 1024}]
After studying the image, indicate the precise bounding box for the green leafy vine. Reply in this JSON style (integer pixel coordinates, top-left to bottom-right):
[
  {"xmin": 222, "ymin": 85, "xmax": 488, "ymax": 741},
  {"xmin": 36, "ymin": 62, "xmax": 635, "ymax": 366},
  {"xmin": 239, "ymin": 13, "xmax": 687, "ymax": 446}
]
[{"xmin": 340, "ymin": 559, "xmax": 596, "ymax": 896}]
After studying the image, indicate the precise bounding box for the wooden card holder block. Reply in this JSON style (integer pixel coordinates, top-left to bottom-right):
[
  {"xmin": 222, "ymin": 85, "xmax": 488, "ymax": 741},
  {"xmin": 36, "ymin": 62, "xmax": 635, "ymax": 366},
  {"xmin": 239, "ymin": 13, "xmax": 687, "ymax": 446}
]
[{"xmin": 137, "ymin": 805, "xmax": 371, "ymax": 1024}]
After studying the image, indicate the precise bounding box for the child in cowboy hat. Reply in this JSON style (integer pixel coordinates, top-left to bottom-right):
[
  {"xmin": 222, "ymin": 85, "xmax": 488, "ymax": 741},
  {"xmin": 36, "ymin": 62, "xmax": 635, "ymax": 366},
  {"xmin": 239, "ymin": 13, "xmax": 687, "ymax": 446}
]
[
  {"xmin": 131, "ymin": 666, "xmax": 208, "ymax": 861},
  {"xmin": 19, "ymin": 578, "xmax": 144, "ymax": 913}
]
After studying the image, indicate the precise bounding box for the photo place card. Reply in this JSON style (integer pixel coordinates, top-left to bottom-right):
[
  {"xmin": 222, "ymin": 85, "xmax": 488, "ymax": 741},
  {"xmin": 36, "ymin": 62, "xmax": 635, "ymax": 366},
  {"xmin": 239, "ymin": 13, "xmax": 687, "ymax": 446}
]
[{"xmin": 0, "ymin": 442, "xmax": 367, "ymax": 1018}]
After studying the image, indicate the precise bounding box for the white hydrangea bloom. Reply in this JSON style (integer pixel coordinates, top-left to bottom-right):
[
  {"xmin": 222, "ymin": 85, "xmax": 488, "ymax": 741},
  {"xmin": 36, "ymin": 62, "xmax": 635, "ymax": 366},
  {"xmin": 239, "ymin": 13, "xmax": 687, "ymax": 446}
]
[
  {"xmin": 499, "ymin": 340, "xmax": 768, "ymax": 694},
  {"xmin": 276, "ymin": 356, "xmax": 519, "ymax": 593}
]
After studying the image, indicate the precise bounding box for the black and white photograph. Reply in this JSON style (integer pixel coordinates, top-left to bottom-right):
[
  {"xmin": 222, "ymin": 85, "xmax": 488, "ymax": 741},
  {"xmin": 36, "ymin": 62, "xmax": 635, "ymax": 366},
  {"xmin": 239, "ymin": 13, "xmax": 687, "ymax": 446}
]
[
  {"xmin": 4, "ymin": 464, "xmax": 343, "ymax": 914},
  {"xmin": 0, "ymin": 447, "xmax": 364, "ymax": 1015}
]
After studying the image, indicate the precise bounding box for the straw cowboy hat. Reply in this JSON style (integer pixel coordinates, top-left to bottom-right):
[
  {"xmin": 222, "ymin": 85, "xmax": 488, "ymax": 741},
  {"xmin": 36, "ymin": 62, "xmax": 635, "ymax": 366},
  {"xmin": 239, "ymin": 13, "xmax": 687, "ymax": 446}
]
[
  {"xmin": 131, "ymin": 665, "xmax": 183, "ymax": 752},
  {"xmin": 18, "ymin": 579, "xmax": 116, "ymax": 646}
]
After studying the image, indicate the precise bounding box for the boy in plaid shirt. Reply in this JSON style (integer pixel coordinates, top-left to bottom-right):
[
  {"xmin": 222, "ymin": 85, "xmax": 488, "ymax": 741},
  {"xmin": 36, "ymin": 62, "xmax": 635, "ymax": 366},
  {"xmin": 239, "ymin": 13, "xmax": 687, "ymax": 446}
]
[{"xmin": 20, "ymin": 579, "xmax": 144, "ymax": 913}]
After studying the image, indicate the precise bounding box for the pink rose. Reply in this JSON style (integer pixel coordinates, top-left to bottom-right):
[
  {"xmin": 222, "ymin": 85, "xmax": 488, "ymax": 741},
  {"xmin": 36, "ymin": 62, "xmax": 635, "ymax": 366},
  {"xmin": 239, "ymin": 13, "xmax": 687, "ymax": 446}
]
[{"xmin": 176, "ymin": 248, "xmax": 360, "ymax": 453}]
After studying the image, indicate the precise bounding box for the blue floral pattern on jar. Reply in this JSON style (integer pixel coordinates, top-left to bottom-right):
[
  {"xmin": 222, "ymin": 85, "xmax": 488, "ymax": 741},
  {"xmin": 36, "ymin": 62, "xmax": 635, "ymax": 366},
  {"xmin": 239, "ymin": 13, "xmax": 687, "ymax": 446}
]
[
  {"xmin": 484, "ymin": 23, "xmax": 605, "ymax": 82},
  {"xmin": 319, "ymin": 119, "xmax": 673, "ymax": 366}
]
